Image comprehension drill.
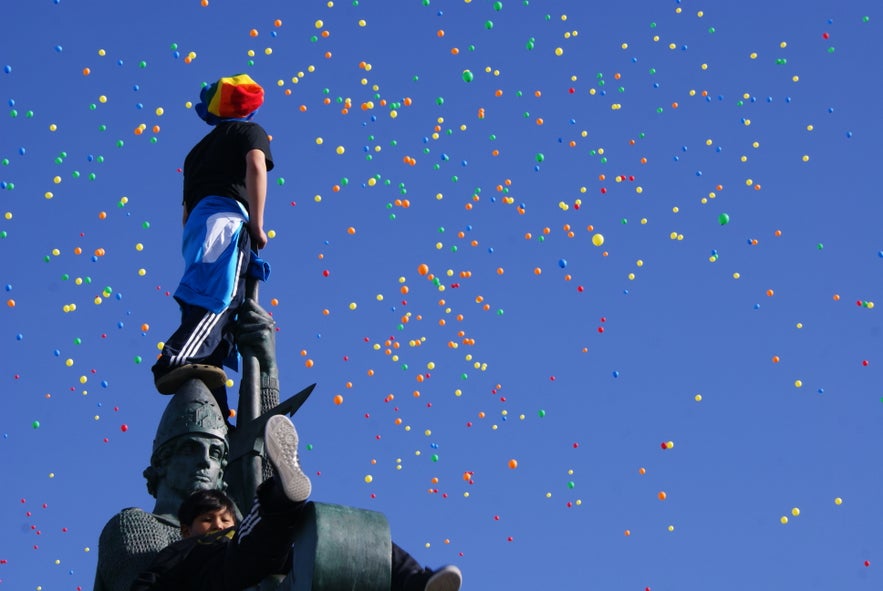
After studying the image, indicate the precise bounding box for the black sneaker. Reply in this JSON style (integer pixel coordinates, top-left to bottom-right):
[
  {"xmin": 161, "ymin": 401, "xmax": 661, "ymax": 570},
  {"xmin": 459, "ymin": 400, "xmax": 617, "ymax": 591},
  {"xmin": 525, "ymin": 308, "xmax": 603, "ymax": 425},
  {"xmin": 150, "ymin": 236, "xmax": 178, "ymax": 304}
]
[
  {"xmin": 154, "ymin": 364, "xmax": 227, "ymax": 395},
  {"xmin": 265, "ymin": 415, "xmax": 312, "ymax": 502},
  {"xmin": 425, "ymin": 565, "xmax": 462, "ymax": 591}
]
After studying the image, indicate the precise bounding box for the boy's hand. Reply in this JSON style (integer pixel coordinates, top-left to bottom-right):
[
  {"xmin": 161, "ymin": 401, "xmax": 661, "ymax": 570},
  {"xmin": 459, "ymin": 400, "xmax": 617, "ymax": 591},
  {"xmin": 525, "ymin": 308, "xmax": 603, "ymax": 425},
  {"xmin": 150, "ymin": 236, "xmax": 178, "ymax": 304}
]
[{"xmin": 248, "ymin": 221, "xmax": 268, "ymax": 249}]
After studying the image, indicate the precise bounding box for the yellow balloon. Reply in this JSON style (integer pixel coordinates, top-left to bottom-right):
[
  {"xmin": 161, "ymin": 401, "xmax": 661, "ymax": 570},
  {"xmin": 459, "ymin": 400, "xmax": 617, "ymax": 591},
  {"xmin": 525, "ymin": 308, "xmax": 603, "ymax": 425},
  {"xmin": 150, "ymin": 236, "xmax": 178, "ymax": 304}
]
[{"xmin": 591, "ymin": 233, "xmax": 604, "ymax": 247}]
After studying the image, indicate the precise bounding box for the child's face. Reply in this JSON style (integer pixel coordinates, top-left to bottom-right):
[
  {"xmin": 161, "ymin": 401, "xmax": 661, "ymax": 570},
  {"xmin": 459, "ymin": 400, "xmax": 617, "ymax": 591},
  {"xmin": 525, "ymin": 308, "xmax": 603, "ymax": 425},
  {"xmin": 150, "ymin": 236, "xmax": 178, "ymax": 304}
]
[{"xmin": 182, "ymin": 508, "xmax": 235, "ymax": 538}]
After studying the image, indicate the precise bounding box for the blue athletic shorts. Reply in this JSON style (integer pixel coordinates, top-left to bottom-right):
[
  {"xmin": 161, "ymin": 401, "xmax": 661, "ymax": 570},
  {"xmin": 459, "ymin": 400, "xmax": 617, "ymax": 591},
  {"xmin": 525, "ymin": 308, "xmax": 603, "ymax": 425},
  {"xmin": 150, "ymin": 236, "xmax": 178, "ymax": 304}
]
[{"xmin": 174, "ymin": 196, "xmax": 249, "ymax": 314}]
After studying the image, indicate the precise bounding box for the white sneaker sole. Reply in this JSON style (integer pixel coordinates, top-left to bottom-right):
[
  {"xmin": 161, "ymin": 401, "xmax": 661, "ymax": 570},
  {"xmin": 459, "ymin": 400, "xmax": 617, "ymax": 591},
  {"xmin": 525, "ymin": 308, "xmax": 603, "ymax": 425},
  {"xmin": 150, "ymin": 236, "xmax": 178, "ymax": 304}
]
[
  {"xmin": 265, "ymin": 415, "xmax": 312, "ymax": 502},
  {"xmin": 425, "ymin": 565, "xmax": 462, "ymax": 591}
]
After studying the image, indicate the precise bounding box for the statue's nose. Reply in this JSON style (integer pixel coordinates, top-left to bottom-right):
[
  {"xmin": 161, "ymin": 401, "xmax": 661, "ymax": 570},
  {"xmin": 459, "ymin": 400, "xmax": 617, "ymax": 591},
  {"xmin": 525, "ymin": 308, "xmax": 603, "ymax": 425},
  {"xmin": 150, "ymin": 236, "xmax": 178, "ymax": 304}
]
[{"xmin": 196, "ymin": 448, "xmax": 212, "ymax": 466}]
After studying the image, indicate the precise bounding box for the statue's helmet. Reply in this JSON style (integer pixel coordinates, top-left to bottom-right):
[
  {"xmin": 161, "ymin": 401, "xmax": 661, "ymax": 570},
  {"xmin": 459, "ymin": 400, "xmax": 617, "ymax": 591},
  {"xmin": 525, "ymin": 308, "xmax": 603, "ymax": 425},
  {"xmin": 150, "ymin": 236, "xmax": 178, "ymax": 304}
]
[
  {"xmin": 144, "ymin": 379, "xmax": 229, "ymax": 497},
  {"xmin": 151, "ymin": 379, "xmax": 228, "ymax": 463}
]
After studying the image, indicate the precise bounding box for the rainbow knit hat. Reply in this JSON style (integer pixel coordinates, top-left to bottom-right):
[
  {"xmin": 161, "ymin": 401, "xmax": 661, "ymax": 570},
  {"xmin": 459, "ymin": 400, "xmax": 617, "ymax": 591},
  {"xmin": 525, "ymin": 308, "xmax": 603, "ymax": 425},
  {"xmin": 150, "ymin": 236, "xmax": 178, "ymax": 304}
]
[{"xmin": 195, "ymin": 74, "xmax": 264, "ymax": 125}]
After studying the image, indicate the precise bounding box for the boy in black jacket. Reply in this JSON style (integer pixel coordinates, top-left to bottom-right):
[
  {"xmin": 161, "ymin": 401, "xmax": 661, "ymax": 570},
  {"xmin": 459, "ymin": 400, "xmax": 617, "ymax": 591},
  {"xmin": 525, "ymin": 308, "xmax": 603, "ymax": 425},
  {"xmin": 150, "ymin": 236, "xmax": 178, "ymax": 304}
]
[{"xmin": 131, "ymin": 415, "xmax": 462, "ymax": 591}]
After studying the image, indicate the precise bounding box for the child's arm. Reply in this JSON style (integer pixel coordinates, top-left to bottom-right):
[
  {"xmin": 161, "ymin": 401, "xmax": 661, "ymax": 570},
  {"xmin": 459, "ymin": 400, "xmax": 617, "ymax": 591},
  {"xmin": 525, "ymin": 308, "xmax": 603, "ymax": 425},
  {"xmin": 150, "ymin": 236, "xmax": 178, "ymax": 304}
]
[{"xmin": 245, "ymin": 148, "xmax": 268, "ymax": 249}]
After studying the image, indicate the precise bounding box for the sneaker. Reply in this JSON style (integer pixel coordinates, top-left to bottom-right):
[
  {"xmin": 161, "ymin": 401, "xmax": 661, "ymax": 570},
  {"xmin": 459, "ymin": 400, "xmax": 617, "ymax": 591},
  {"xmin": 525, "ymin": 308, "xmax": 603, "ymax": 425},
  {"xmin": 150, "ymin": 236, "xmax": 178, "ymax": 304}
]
[
  {"xmin": 155, "ymin": 364, "xmax": 228, "ymax": 395},
  {"xmin": 265, "ymin": 415, "xmax": 312, "ymax": 502},
  {"xmin": 425, "ymin": 565, "xmax": 462, "ymax": 591}
]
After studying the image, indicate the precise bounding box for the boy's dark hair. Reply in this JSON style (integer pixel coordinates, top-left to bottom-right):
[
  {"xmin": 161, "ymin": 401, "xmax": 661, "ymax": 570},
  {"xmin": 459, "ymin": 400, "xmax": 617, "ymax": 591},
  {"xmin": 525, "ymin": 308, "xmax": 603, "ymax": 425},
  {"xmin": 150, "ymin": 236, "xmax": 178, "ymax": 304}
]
[{"xmin": 178, "ymin": 489, "xmax": 237, "ymax": 528}]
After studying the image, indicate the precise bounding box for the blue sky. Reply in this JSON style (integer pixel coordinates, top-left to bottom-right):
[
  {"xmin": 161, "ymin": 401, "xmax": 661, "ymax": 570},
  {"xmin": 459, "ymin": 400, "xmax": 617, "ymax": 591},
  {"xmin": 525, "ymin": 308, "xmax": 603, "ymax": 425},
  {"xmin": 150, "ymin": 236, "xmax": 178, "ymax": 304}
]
[{"xmin": 1, "ymin": 1, "xmax": 882, "ymax": 589}]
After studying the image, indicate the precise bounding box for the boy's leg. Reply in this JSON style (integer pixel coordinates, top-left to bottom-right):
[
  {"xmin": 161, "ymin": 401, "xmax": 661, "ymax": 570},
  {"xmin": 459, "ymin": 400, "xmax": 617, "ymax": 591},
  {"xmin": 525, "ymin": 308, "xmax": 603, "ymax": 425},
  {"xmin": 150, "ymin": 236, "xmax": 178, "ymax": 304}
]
[
  {"xmin": 152, "ymin": 303, "xmax": 233, "ymax": 384},
  {"xmin": 151, "ymin": 302, "xmax": 237, "ymax": 420},
  {"xmin": 152, "ymin": 199, "xmax": 251, "ymax": 397},
  {"xmin": 217, "ymin": 416, "xmax": 312, "ymax": 590},
  {"xmin": 390, "ymin": 543, "xmax": 462, "ymax": 591}
]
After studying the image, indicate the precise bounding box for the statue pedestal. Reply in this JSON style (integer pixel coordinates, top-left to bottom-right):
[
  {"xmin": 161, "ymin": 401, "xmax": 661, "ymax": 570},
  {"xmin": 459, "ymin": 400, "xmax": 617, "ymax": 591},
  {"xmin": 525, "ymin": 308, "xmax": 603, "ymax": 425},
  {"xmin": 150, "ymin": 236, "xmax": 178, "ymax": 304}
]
[{"xmin": 287, "ymin": 502, "xmax": 391, "ymax": 591}]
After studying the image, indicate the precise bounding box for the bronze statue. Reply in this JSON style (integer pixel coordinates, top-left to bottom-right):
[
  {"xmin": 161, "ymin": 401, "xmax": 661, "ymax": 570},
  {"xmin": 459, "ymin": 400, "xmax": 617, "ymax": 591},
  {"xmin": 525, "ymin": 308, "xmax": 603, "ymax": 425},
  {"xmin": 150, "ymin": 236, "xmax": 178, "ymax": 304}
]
[
  {"xmin": 94, "ymin": 299, "xmax": 282, "ymax": 591},
  {"xmin": 94, "ymin": 379, "xmax": 230, "ymax": 591},
  {"xmin": 93, "ymin": 297, "xmax": 455, "ymax": 591}
]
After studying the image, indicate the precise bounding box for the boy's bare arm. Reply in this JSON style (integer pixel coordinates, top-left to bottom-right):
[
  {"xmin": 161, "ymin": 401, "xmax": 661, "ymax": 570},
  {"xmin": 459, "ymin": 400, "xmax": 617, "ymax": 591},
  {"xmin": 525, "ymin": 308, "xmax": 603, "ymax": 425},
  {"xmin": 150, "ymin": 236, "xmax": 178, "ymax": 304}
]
[{"xmin": 245, "ymin": 148, "xmax": 268, "ymax": 249}]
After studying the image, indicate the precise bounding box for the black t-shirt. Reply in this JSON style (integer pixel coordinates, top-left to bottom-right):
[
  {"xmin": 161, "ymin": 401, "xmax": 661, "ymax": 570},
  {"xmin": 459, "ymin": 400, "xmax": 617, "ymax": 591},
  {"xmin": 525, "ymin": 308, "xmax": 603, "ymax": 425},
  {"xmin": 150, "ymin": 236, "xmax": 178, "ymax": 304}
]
[{"xmin": 182, "ymin": 121, "xmax": 274, "ymax": 214}]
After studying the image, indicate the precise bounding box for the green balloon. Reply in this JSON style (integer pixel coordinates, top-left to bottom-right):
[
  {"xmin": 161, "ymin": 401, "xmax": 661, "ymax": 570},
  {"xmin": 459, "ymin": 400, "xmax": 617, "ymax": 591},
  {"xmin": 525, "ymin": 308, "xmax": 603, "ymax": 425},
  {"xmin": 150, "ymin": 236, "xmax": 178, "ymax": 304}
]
[
  {"xmin": 719, "ymin": 213, "xmax": 730, "ymax": 225},
  {"xmin": 462, "ymin": 70, "xmax": 474, "ymax": 83}
]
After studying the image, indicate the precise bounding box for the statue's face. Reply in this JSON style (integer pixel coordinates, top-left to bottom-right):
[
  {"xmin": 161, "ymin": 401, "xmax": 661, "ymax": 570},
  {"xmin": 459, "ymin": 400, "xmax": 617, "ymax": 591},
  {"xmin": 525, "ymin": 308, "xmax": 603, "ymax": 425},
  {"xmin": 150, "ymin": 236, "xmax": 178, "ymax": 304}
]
[{"xmin": 162, "ymin": 434, "xmax": 226, "ymax": 497}]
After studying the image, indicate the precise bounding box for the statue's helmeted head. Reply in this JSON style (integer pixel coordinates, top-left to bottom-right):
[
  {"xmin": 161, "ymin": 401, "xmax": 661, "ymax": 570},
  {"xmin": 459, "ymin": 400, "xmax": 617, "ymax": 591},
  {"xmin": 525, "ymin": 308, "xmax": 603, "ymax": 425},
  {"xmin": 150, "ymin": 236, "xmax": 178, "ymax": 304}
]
[{"xmin": 143, "ymin": 379, "xmax": 229, "ymax": 498}]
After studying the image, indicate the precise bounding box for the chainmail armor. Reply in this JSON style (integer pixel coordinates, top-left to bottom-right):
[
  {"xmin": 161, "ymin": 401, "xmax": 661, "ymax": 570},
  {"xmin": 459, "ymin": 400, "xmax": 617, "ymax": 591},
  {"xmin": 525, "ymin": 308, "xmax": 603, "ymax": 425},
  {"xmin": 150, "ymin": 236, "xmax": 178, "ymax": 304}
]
[{"xmin": 94, "ymin": 508, "xmax": 181, "ymax": 591}]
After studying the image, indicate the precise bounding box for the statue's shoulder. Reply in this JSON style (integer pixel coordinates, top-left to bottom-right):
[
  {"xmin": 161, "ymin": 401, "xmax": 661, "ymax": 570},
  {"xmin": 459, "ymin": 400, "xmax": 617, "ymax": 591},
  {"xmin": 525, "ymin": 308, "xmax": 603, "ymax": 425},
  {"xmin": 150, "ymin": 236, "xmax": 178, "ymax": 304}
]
[
  {"xmin": 98, "ymin": 508, "xmax": 181, "ymax": 553},
  {"xmin": 95, "ymin": 508, "xmax": 183, "ymax": 591}
]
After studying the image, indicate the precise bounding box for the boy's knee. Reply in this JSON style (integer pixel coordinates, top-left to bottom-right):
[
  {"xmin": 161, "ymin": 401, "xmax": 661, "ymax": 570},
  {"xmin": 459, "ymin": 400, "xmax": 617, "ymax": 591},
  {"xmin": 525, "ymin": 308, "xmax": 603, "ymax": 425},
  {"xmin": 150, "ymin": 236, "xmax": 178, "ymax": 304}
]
[{"xmin": 256, "ymin": 478, "xmax": 306, "ymax": 520}]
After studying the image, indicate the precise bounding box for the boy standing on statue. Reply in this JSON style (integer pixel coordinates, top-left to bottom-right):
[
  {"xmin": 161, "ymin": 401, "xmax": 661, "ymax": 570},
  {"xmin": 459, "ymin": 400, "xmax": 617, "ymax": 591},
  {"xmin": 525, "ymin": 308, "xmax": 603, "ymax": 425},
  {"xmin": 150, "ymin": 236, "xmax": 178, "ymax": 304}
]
[{"xmin": 152, "ymin": 74, "xmax": 273, "ymax": 420}]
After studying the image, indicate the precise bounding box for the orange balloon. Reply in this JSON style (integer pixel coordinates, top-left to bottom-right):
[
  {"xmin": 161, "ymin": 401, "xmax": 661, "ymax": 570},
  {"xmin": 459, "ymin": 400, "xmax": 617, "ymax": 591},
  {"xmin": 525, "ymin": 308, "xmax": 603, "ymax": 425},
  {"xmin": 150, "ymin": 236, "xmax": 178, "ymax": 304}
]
[{"xmin": 507, "ymin": 459, "xmax": 518, "ymax": 469}]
